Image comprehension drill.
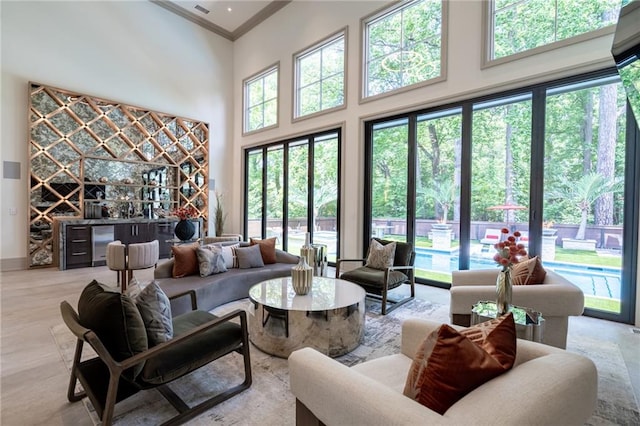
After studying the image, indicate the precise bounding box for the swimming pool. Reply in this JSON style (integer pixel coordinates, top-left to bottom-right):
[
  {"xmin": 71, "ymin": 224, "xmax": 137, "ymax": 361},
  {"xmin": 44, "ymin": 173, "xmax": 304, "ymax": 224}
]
[{"xmin": 414, "ymin": 247, "xmax": 622, "ymax": 299}]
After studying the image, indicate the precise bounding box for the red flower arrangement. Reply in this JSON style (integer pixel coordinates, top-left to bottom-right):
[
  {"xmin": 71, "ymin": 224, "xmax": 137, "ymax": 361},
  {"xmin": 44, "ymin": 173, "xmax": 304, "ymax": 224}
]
[
  {"xmin": 171, "ymin": 205, "xmax": 199, "ymax": 220},
  {"xmin": 493, "ymin": 228, "xmax": 528, "ymax": 270}
]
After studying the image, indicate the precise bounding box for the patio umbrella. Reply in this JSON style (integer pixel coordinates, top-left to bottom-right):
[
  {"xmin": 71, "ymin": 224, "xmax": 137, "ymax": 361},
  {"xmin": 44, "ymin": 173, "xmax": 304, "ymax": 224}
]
[{"xmin": 487, "ymin": 204, "xmax": 527, "ymax": 230}]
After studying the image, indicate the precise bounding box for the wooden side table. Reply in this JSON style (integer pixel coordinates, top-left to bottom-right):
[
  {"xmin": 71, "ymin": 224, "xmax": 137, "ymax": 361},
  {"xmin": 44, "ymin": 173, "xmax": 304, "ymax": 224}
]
[{"xmin": 471, "ymin": 301, "xmax": 545, "ymax": 342}]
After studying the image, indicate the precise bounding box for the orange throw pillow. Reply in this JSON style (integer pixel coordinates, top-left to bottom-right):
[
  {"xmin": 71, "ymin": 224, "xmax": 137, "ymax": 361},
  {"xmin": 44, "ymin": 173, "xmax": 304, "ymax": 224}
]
[
  {"xmin": 249, "ymin": 237, "xmax": 277, "ymax": 264},
  {"xmin": 171, "ymin": 243, "xmax": 199, "ymax": 278},
  {"xmin": 512, "ymin": 256, "xmax": 547, "ymax": 285},
  {"xmin": 403, "ymin": 313, "xmax": 516, "ymax": 415}
]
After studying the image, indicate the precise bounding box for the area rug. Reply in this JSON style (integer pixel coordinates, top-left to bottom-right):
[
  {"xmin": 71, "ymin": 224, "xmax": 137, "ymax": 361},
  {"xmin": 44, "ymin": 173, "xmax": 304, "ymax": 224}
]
[{"xmin": 51, "ymin": 298, "xmax": 638, "ymax": 425}]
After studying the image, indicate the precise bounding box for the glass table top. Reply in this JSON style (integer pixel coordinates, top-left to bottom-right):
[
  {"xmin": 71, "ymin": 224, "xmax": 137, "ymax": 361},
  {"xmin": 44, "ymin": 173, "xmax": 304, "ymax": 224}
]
[
  {"xmin": 249, "ymin": 277, "xmax": 365, "ymax": 311},
  {"xmin": 471, "ymin": 301, "xmax": 543, "ymax": 325}
]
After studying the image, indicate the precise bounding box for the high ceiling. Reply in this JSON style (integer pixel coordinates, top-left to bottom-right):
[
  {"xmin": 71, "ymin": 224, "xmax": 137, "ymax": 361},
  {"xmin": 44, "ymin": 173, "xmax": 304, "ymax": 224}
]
[{"xmin": 152, "ymin": 0, "xmax": 291, "ymax": 41}]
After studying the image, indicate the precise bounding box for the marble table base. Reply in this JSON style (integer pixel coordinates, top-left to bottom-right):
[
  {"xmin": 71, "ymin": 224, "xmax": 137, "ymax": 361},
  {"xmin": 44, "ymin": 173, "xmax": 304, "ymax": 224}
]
[{"xmin": 248, "ymin": 301, "xmax": 365, "ymax": 358}]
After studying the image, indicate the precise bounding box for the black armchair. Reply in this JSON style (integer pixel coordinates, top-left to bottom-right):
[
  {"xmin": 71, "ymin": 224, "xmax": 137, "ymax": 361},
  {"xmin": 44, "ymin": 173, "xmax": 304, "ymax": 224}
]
[
  {"xmin": 336, "ymin": 238, "xmax": 415, "ymax": 315},
  {"xmin": 60, "ymin": 281, "xmax": 251, "ymax": 425}
]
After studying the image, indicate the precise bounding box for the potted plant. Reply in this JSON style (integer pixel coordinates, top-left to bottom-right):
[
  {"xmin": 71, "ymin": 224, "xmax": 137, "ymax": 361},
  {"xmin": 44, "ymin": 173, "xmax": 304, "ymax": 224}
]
[{"xmin": 214, "ymin": 191, "xmax": 226, "ymax": 237}]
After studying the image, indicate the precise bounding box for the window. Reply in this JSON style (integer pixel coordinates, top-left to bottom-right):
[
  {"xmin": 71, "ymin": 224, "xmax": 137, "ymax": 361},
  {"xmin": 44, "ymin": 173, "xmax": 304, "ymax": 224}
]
[
  {"xmin": 243, "ymin": 64, "xmax": 279, "ymax": 134},
  {"xmin": 245, "ymin": 129, "xmax": 341, "ymax": 262},
  {"xmin": 365, "ymin": 70, "xmax": 638, "ymax": 324},
  {"xmin": 294, "ymin": 30, "xmax": 346, "ymax": 119},
  {"xmin": 364, "ymin": 0, "xmax": 445, "ymax": 99},
  {"xmin": 489, "ymin": 0, "xmax": 624, "ymax": 61}
]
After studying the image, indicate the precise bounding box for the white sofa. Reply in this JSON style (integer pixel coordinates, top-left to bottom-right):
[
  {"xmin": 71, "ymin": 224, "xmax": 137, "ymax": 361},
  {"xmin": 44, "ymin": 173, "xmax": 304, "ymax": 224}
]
[
  {"xmin": 289, "ymin": 318, "xmax": 597, "ymax": 426},
  {"xmin": 450, "ymin": 269, "xmax": 584, "ymax": 348}
]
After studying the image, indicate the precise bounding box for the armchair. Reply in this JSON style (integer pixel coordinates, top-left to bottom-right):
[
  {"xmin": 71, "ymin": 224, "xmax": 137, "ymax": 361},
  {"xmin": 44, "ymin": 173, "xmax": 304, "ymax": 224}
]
[
  {"xmin": 336, "ymin": 238, "xmax": 415, "ymax": 315},
  {"xmin": 289, "ymin": 318, "xmax": 597, "ymax": 425},
  {"xmin": 60, "ymin": 281, "xmax": 251, "ymax": 425},
  {"xmin": 450, "ymin": 269, "xmax": 584, "ymax": 348}
]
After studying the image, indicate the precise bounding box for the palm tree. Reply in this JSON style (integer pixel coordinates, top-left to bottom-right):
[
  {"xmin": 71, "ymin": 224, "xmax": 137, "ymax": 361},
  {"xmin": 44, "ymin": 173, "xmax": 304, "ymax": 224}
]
[
  {"xmin": 423, "ymin": 179, "xmax": 456, "ymax": 224},
  {"xmin": 558, "ymin": 173, "xmax": 622, "ymax": 240}
]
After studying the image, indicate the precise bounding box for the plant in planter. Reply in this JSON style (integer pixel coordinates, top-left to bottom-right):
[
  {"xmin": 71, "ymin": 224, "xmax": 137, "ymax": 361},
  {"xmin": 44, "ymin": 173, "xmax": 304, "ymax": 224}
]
[{"xmin": 214, "ymin": 192, "xmax": 227, "ymax": 237}]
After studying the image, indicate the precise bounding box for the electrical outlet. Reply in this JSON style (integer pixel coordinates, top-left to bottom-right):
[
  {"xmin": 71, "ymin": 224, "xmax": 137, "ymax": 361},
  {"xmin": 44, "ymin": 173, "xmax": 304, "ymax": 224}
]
[{"xmin": 9, "ymin": 208, "xmax": 17, "ymax": 215}]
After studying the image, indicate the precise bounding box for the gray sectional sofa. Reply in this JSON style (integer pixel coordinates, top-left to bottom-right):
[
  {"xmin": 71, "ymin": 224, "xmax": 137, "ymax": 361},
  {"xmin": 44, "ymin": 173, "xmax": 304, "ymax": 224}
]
[{"xmin": 154, "ymin": 247, "xmax": 299, "ymax": 316}]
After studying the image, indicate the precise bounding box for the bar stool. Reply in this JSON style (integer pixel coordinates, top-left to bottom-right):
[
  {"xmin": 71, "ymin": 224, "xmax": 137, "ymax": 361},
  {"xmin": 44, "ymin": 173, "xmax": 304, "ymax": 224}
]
[{"xmin": 106, "ymin": 240, "xmax": 159, "ymax": 292}]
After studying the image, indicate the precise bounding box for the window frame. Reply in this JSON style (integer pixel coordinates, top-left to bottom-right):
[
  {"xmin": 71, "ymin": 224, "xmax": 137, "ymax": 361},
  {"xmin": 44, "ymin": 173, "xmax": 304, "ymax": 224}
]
[
  {"xmin": 482, "ymin": 0, "xmax": 619, "ymax": 69},
  {"xmin": 243, "ymin": 126, "xmax": 343, "ymax": 263},
  {"xmin": 364, "ymin": 67, "xmax": 639, "ymax": 324},
  {"xmin": 243, "ymin": 62, "xmax": 280, "ymax": 135},
  {"xmin": 360, "ymin": 0, "xmax": 448, "ymax": 103},
  {"xmin": 292, "ymin": 27, "xmax": 348, "ymax": 122}
]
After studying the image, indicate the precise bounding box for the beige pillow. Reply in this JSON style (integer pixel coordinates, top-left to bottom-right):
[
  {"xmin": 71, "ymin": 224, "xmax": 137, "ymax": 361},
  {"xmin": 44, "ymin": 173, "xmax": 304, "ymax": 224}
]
[
  {"xmin": 512, "ymin": 256, "xmax": 547, "ymax": 285},
  {"xmin": 365, "ymin": 239, "xmax": 396, "ymax": 270}
]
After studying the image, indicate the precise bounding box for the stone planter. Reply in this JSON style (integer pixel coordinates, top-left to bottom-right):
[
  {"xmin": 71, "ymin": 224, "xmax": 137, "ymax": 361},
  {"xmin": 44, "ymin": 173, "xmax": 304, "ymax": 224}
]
[{"xmin": 562, "ymin": 238, "xmax": 596, "ymax": 251}]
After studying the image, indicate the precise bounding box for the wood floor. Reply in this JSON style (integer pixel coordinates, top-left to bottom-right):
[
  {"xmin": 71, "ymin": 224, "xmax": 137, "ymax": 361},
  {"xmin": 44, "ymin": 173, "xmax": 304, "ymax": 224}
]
[{"xmin": 1, "ymin": 265, "xmax": 638, "ymax": 425}]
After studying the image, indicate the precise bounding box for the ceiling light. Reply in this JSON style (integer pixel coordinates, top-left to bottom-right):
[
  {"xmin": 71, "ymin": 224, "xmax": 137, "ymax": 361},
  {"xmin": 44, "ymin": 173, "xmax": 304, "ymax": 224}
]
[{"xmin": 227, "ymin": 7, "xmax": 232, "ymax": 12}]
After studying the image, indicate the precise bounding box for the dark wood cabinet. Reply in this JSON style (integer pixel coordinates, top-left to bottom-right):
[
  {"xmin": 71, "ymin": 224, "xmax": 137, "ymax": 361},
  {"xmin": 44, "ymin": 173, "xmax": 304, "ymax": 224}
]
[
  {"xmin": 114, "ymin": 222, "xmax": 156, "ymax": 245},
  {"xmin": 65, "ymin": 225, "xmax": 91, "ymax": 269}
]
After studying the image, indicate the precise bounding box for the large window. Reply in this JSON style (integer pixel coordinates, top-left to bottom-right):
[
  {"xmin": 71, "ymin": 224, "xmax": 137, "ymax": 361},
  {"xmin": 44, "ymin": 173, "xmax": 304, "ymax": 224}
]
[
  {"xmin": 245, "ymin": 129, "xmax": 341, "ymax": 262},
  {"xmin": 489, "ymin": 0, "xmax": 624, "ymax": 62},
  {"xmin": 294, "ymin": 30, "xmax": 346, "ymax": 119},
  {"xmin": 243, "ymin": 64, "xmax": 279, "ymax": 134},
  {"xmin": 365, "ymin": 70, "xmax": 639, "ymax": 324},
  {"xmin": 364, "ymin": 0, "xmax": 445, "ymax": 99}
]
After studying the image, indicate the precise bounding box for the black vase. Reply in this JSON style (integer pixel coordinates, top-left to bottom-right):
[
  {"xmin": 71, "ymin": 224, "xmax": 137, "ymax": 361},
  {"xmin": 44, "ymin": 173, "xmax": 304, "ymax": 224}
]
[{"xmin": 174, "ymin": 219, "xmax": 195, "ymax": 241}]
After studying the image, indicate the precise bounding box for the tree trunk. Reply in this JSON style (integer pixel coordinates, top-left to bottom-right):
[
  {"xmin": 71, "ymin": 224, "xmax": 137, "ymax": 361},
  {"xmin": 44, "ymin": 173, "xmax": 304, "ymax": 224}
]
[
  {"xmin": 581, "ymin": 92, "xmax": 593, "ymax": 174},
  {"xmin": 453, "ymin": 137, "xmax": 461, "ymax": 222},
  {"xmin": 504, "ymin": 107, "xmax": 515, "ymax": 224},
  {"xmin": 594, "ymin": 84, "xmax": 617, "ymax": 225},
  {"xmin": 575, "ymin": 208, "xmax": 589, "ymax": 240}
]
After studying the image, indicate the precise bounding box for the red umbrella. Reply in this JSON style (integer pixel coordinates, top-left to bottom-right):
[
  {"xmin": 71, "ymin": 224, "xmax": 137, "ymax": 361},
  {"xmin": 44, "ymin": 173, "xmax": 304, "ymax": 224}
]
[{"xmin": 487, "ymin": 204, "xmax": 527, "ymax": 211}]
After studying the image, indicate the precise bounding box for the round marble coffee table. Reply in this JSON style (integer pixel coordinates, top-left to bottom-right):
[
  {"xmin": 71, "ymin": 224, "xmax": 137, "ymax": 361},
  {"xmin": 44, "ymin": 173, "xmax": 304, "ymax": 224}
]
[{"xmin": 248, "ymin": 277, "xmax": 366, "ymax": 358}]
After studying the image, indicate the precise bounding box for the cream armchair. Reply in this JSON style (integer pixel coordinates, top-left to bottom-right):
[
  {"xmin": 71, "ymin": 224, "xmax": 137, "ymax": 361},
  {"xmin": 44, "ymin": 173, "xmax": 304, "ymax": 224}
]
[
  {"xmin": 450, "ymin": 269, "xmax": 584, "ymax": 348},
  {"xmin": 289, "ymin": 318, "xmax": 597, "ymax": 426}
]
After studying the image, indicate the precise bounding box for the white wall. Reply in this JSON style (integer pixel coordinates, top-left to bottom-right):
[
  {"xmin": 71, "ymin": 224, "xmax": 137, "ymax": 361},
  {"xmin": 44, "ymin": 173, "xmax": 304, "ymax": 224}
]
[
  {"xmin": 0, "ymin": 0, "xmax": 234, "ymax": 269},
  {"xmin": 231, "ymin": 0, "xmax": 616, "ymax": 256}
]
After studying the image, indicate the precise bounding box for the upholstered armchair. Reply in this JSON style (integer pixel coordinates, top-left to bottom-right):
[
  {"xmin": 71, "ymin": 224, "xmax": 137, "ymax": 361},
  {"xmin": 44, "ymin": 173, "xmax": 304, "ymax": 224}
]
[
  {"xmin": 107, "ymin": 240, "xmax": 159, "ymax": 291},
  {"xmin": 450, "ymin": 269, "xmax": 584, "ymax": 348},
  {"xmin": 60, "ymin": 280, "xmax": 251, "ymax": 425},
  {"xmin": 336, "ymin": 238, "xmax": 415, "ymax": 315}
]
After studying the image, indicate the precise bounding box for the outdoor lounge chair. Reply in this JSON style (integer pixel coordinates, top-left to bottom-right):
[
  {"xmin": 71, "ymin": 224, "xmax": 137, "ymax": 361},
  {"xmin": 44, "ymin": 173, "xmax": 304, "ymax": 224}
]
[{"xmin": 480, "ymin": 228, "xmax": 503, "ymax": 245}]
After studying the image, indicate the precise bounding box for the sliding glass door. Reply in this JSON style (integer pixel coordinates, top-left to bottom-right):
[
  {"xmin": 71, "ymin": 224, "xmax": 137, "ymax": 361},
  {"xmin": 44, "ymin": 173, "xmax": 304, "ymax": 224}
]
[
  {"xmin": 244, "ymin": 129, "xmax": 341, "ymax": 262},
  {"xmin": 364, "ymin": 69, "xmax": 638, "ymax": 323}
]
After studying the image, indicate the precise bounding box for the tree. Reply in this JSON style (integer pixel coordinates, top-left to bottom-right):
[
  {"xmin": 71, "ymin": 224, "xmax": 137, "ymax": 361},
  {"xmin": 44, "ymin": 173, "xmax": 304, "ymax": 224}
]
[{"xmin": 555, "ymin": 173, "xmax": 622, "ymax": 240}]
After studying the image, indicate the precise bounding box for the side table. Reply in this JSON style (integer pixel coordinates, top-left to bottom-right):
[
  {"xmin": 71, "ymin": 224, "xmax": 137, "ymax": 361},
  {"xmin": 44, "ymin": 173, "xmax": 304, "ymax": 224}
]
[{"xmin": 471, "ymin": 301, "xmax": 545, "ymax": 342}]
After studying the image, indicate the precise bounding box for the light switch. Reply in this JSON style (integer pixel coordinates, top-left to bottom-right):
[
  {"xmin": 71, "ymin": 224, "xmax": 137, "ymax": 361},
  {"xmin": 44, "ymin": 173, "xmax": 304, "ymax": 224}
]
[{"xmin": 9, "ymin": 208, "xmax": 17, "ymax": 215}]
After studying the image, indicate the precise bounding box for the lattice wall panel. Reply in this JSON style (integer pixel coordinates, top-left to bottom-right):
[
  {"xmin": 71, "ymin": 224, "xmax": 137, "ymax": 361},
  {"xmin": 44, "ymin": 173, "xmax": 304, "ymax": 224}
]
[{"xmin": 29, "ymin": 83, "xmax": 209, "ymax": 267}]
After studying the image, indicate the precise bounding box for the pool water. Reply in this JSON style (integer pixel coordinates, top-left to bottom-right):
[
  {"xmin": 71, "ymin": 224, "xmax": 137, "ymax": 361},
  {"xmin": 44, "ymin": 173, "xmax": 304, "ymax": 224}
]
[{"xmin": 414, "ymin": 248, "xmax": 621, "ymax": 300}]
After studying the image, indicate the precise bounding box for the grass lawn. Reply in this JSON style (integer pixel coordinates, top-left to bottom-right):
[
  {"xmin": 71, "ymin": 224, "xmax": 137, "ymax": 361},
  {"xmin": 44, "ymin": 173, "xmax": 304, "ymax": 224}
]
[{"xmin": 584, "ymin": 295, "xmax": 621, "ymax": 313}]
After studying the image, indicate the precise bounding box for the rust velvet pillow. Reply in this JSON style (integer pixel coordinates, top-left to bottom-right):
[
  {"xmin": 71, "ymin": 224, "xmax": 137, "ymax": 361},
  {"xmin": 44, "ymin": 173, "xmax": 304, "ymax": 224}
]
[
  {"xmin": 171, "ymin": 243, "xmax": 200, "ymax": 278},
  {"xmin": 249, "ymin": 237, "xmax": 277, "ymax": 264},
  {"xmin": 403, "ymin": 313, "xmax": 516, "ymax": 415},
  {"xmin": 512, "ymin": 256, "xmax": 547, "ymax": 285}
]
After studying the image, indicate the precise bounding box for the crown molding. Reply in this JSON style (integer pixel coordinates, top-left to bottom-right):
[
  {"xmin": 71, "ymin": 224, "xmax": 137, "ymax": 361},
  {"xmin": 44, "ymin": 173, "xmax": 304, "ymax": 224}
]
[{"xmin": 150, "ymin": 0, "xmax": 291, "ymax": 42}]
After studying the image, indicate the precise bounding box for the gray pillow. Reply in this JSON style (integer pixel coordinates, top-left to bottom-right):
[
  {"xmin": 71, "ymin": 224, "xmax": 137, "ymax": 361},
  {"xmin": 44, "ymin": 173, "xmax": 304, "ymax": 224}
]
[
  {"xmin": 134, "ymin": 281, "xmax": 173, "ymax": 346},
  {"xmin": 235, "ymin": 244, "xmax": 265, "ymax": 269},
  {"xmin": 196, "ymin": 245, "xmax": 228, "ymax": 277}
]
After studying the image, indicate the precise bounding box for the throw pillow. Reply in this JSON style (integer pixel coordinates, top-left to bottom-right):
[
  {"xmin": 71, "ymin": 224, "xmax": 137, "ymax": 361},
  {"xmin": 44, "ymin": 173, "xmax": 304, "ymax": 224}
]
[
  {"xmin": 403, "ymin": 313, "xmax": 516, "ymax": 415},
  {"xmin": 196, "ymin": 245, "xmax": 228, "ymax": 277},
  {"xmin": 77, "ymin": 280, "xmax": 148, "ymax": 378},
  {"xmin": 133, "ymin": 281, "xmax": 173, "ymax": 346},
  {"xmin": 235, "ymin": 244, "xmax": 265, "ymax": 269},
  {"xmin": 512, "ymin": 256, "xmax": 547, "ymax": 285},
  {"xmin": 219, "ymin": 243, "xmax": 239, "ymax": 269},
  {"xmin": 250, "ymin": 237, "xmax": 277, "ymax": 264},
  {"xmin": 171, "ymin": 243, "xmax": 199, "ymax": 278},
  {"xmin": 365, "ymin": 238, "xmax": 396, "ymax": 270}
]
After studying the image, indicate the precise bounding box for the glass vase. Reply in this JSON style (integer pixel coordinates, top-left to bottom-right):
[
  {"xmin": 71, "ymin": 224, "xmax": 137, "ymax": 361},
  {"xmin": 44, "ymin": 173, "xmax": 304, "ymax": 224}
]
[{"xmin": 496, "ymin": 267, "xmax": 513, "ymax": 315}]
